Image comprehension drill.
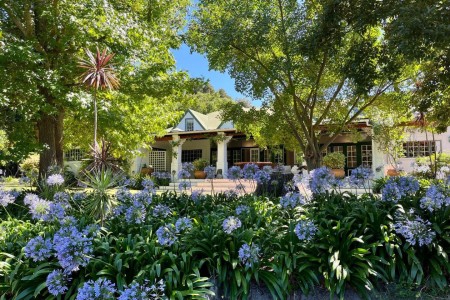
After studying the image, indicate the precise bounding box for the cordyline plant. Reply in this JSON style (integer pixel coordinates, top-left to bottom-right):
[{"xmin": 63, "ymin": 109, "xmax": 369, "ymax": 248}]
[{"xmin": 79, "ymin": 48, "xmax": 119, "ymax": 152}]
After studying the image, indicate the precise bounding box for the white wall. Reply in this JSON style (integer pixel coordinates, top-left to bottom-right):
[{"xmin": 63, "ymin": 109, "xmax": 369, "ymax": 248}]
[{"xmin": 182, "ymin": 139, "xmax": 211, "ymax": 162}]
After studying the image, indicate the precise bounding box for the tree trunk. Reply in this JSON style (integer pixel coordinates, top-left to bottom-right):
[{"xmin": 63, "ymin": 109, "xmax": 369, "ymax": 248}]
[
  {"xmin": 55, "ymin": 108, "xmax": 65, "ymax": 168},
  {"xmin": 38, "ymin": 113, "xmax": 56, "ymax": 177},
  {"xmin": 304, "ymin": 143, "xmax": 322, "ymax": 170}
]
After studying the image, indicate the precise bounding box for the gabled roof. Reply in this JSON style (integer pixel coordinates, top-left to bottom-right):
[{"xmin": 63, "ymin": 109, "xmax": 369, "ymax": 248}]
[{"xmin": 173, "ymin": 109, "xmax": 229, "ymax": 132}]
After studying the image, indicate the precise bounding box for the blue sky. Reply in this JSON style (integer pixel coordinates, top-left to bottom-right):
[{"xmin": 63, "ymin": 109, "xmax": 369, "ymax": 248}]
[{"xmin": 171, "ymin": 44, "xmax": 248, "ymax": 101}]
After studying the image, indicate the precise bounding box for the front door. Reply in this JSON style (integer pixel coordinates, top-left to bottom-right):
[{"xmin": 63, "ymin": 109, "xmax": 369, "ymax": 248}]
[{"xmin": 324, "ymin": 143, "xmax": 372, "ymax": 175}]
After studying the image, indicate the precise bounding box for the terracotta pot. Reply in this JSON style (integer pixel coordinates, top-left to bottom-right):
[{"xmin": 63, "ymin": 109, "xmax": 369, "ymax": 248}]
[
  {"xmin": 194, "ymin": 170, "xmax": 207, "ymax": 179},
  {"xmin": 387, "ymin": 169, "xmax": 400, "ymax": 177},
  {"xmin": 331, "ymin": 168, "xmax": 345, "ymax": 178},
  {"xmin": 140, "ymin": 167, "xmax": 153, "ymax": 176}
]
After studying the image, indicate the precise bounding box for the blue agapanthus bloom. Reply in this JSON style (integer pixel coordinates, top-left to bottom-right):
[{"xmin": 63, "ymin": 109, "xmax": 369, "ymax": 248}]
[
  {"xmin": 125, "ymin": 200, "xmax": 146, "ymax": 224},
  {"xmin": 295, "ymin": 220, "xmax": 317, "ymax": 241},
  {"xmin": 178, "ymin": 181, "xmax": 191, "ymax": 191},
  {"xmin": 420, "ymin": 184, "xmax": 450, "ymax": 212},
  {"xmin": 119, "ymin": 280, "xmax": 166, "ymax": 300},
  {"xmin": 222, "ymin": 216, "xmax": 242, "ymax": 234},
  {"xmin": 46, "ymin": 269, "xmax": 69, "ymax": 296},
  {"xmin": 280, "ymin": 192, "xmax": 305, "ymax": 209},
  {"xmin": 116, "ymin": 187, "xmax": 133, "ymax": 202},
  {"xmin": 24, "ymin": 236, "xmax": 53, "ymax": 262},
  {"xmin": 238, "ymin": 243, "xmax": 260, "ymax": 267},
  {"xmin": 253, "ymin": 170, "xmax": 271, "ymax": 184},
  {"xmin": 178, "ymin": 169, "xmax": 191, "ymax": 180},
  {"xmin": 204, "ymin": 165, "xmax": 216, "ymax": 179},
  {"xmin": 76, "ymin": 278, "xmax": 116, "ymax": 300},
  {"xmin": 153, "ymin": 204, "xmax": 171, "ymax": 218},
  {"xmin": 382, "ymin": 176, "xmax": 420, "ymax": 202},
  {"xmin": 72, "ymin": 192, "xmax": 87, "ymax": 201},
  {"xmin": 133, "ymin": 190, "xmax": 153, "ymax": 205},
  {"xmin": 156, "ymin": 224, "xmax": 178, "ymax": 246},
  {"xmin": 53, "ymin": 225, "xmax": 93, "ymax": 272},
  {"xmin": 47, "ymin": 174, "xmax": 65, "ymax": 186},
  {"xmin": 0, "ymin": 189, "xmax": 16, "ymax": 207},
  {"xmin": 175, "ymin": 217, "xmax": 193, "ymax": 233},
  {"xmin": 242, "ymin": 163, "xmax": 259, "ymax": 180},
  {"xmin": 54, "ymin": 192, "xmax": 70, "ymax": 203},
  {"xmin": 23, "ymin": 193, "xmax": 39, "ymax": 205},
  {"xmin": 43, "ymin": 202, "xmax": 66, "ymax": 222},
  {"xmin": 123, "ymin": 177, "xmax": 136, "ymax": 188},
  {"xmin": 141, "ymin": 178, "xmax": 155, "ymax": 190},
  {"xmin": 348, "ymin": 166, "xmax": 373, "ymax": 188},
  {"xmin": 182, "ymin": 162, "xmax": 195, "ymax": 174},
  {"xmin": 29, "ymin": 198, "xmax": 51, "ymax": 220},
  {"xmin": 191, "ymin": 190, "xmax": 204, "ymax": 202},
  {"xmin": 235, "ymin": 205, "xmax": 250, "ymax": 216},
  {"xmin": 227, "ymin": 166, "xmax": 243, "ymax": 180},
  {"xmin": 394, "ymin": 216, "xmax": 436, "ymax": 246},
  {"xmin": 223, "ymin": 189, "xmax": 239, "ymax": 200},
  {"xmin": 310, "ymin": 167, "xmax": 336, "ymax": 194}
]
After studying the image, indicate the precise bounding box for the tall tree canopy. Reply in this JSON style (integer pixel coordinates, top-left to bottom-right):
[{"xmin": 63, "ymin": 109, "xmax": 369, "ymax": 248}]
[
  {"xmin": 0, "ymin": 0, "xmax": 189, "ymax": 174},
  {"xmin": 188, "ymin": 0, "xmax": 412, "ymax": 169}
]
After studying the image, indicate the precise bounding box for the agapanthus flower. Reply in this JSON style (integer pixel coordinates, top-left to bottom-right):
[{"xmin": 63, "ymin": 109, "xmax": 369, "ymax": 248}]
[
  {"xmin": 223, "ymin": 189, "xmax": 239, "ymax": 200},
  {"xmin": 348, "ymin": 166, "xmax": 373, "ymax": 188},
  {"xmin": 29, "ymin": 198, "xmax": 51, "ymax": 220},
  {"xmin": 154, "ymin": 172, "xmax": 171, "ymax": 179},
  {"xmin": 178, "ymin": 169, "xmax": 191, "ymax": 180},
  {"xmin": 23, "ymin": 193, "xmax": 39, "ymax": 206},
  {"xmin": 235, "ymin": 205, "xmax": 250, "ymax": 216},
  {"xmin": 133, "ymin": 190, "xmax": 153, "ymax": 205},
  {"xmin": 175, "ymin": 217, "xmax": 192, "ymax": 232},
  {"xmin": 72, "ymin": 192, "xmax": 87, "ymax": 201},
  {"xmin": 119, "ymin": 280, "xmax": 167, "ymax": 300},
  {"xmin": 420, "ymin": 185, "xmax": 450, "ymax": 212},
  {"xmin": 47, "ymin": 174, "xmax": 65, "ymax": 186},
  {"xmin": 125, "ymin": 200, "xmax": 146, "ymax": 224},
  {"xmin": 253, "ymin": 170, "xmax": 271, "ymax": 184},
  {"xmin": 415, "ymin": 164, "xmax": 431, "ymax": 174},
  {"xmin": 310, "ymin": 167, "xmax": 336, "ymax": 194},
  {"xmin": 142, "ymin": 178, "xmax": 155, "ymax": 190},
  {"xmin": 156, "ymin": 224, "xmax": 178, "ymax": 246},
  {"xmin": 116, "ymin": 187, "xmax": 132, "ymax": 202},
  {"xmin": 123, "ymin": 178, "xmax": 136, "ymax": 187},
  {"xmin": 242, "ymin": 163, "xmax": 259, "ymax": 180},
  {"xmin": 227, "ymin": 166, "xmax": 242, "ymax": 180},
  {"xmin": 53, "ymin": 225, "xmax": 93, "ymax": 272},
  {"xmin": 43, "ymin": 202, "xmax": 66, "ymax": 222},
  {"xmin": 280, "ymin": 192, "xmax": 305, "ymax": 209},
  {"xmin": 46, "ymin": 269, "xmax": 69, "ymax": 296},
  {"xmin": 381, "ymin": 176, "xmax": 419, "ymax": 202},
  {"xmin": 295, "ymin": 220, "xmax": 317, "ymax": 241},
  {"xmin": 178, "ymin": 181, "xmax": 191, "ymax": 191},
  {"xmin": 394, "ymin": 216, "xmax": 436, "ymax": 246},
  {"xmin": 262, "ymin": 165, "xmax": 273, "ymax": 174},
  {"xmin": 54, "ymin": 192, "xmax": 70, "ymax": 204},
  {"xmin": 191, "ymin": 190, "xmax": 204, "ymax": 202},
  {"xmin": 76, "ymin": 278, "xmax": 116, "ymax": 300},
  {"xmin": 0, "ymin": 189, "xmax": 15, "ymax": 207},
  {"xmin": 222, "ymin": 216, "xmax": 242, "ymax": 234},
  {"xmin": 238, "ymin": 243, "xmax": 260, "ymax": 267},
  {"xmin": 153, "ymin": 204, "xmax": 171, "ymax": 218},
  {"xmin": 182, "ymin": 162, "xmax": 195, "ymax": 174},
  {"xmin": 24, "ymin": 236, "xmax": 53, "ymax": 262},
  {"xmin": 204, "ymin": 165, "xmax": 216, "ymax": 179}
]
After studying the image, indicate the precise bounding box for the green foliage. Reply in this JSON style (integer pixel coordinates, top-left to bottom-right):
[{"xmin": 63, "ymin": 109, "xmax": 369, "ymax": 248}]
[
  {"xmin": 322, "ymin": 152, "xmax": 346, "ymax": 169},
  {"xmin": 192, "ymin": 158, "xmax": 209, "ymax": 171}
]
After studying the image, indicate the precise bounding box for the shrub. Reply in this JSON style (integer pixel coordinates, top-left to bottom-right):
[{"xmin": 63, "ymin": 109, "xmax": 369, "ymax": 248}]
[{"xmin": 322, "ymin": 152, "xmax": 346, "ymax": 169}]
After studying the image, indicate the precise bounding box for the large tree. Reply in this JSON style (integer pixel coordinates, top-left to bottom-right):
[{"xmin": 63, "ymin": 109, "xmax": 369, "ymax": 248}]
[
  {"xmin": 0, "ymin": 0, "xmax": 189, "ymax": 175},
  {"xmin": 188, "ymin": 0, "xmax": 410, "ymax": 169}
]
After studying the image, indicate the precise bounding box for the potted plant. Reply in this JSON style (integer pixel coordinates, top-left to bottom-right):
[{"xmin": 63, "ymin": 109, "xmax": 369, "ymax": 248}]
[
  {"xmin": 322, "ymin": 152, "xmax": 346, "ymax": 178},
  {"xmin": 140, "ymin": 163, "xmax": 153, "ymax": 176},
  {"xmin": 193, "ymin": 158, "xmax": 209, "ymax": 179}
]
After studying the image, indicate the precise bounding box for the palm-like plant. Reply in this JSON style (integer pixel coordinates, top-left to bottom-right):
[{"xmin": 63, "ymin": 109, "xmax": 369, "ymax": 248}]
[{"xmin": 79, "ymin": 48, "xmax": 119, "ymax": 151}]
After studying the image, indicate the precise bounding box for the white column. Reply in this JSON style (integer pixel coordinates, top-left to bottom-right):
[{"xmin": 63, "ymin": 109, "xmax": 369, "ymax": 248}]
[
  {"xmin": 170, "ymin": 135, "xmax": 186, "ymax": 181},
  {"xmin": 371, "ymin": 133, "xmax": 385, "ymax": 179},
  {"xmin": 216, "ymin": 133, "xmax": 233, "ymax": 178}
]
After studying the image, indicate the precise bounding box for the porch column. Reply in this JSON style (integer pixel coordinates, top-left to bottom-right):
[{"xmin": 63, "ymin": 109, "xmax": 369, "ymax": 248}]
[
  {"xmin": 170, "ymin": 135, "xmax": 186, "ymax": 181},
  {"xmin": 371, "ymin": 131, "xmax": 385, "ymax": 179},
  {"xmin": 216, "ymin": 133, "xmax": 233, "ymax": 178}
]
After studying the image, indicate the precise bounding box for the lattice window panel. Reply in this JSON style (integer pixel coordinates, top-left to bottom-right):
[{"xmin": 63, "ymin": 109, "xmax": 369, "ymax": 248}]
[
  {"xmin": 347, "ymin": 145, "xmax": 357, "ymax": 168},
  {"xmin": 64, "ymin": 149, "xmax": 84, "ymax": 161},
  {"xmin": 149, "ymin": 151, "xmax": 167, "ymax": 172},
  {"xmin": 361, "ymin": 145, "xmax": 372, "ymax": 167}
]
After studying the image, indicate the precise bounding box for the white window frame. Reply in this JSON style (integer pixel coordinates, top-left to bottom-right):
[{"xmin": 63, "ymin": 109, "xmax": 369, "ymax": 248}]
[
  {"xmin": 185, "ymin": 118, "xmax": 194, "ymax": 131},
  {"xmin": 250, "ymin": 148, "xmax": 260, "ymax": 162}
]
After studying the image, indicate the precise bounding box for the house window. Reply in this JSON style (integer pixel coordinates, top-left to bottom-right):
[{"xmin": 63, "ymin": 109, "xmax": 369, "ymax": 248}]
[
  {"xmin": 233, "ymin": 150, "xmax": 241, "ymax": 163},
  {"xmin": 403, "ymin": 141, "xmax": 439, "ymax": 158},
  {"xmin": 64, "ymin": 149, "xmax": 84, "ymax": 161},
  {"xmin": 347, "ymin": 145, "xmax": 357, "ymax": 168},
  {"xmin": 361, "ymin": 145, "xmax": 372, "ymax": 167},
  {"xmin": 185, "ymin": 118, "xmax": 194, "ymax": 131},
  {"xmin": 149, "ymin": 150, "xmax": 166, "ymax": 172},
  {"xmin": 181, "ymin": 149, "xmax": 202, "ymax": 162},
  {"xmin": 250, "ymin": 148, "xmax": 260, "ymax": 162}
]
